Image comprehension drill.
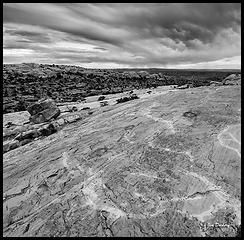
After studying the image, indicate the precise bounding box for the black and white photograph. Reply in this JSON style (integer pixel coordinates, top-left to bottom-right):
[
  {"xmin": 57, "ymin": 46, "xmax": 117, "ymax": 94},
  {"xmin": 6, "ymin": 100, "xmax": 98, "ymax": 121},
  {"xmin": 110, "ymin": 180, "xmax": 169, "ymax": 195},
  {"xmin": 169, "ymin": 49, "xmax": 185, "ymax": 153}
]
[{"xmin": 3, "ymin": 3, "xmax": 241, "ymax": 237}]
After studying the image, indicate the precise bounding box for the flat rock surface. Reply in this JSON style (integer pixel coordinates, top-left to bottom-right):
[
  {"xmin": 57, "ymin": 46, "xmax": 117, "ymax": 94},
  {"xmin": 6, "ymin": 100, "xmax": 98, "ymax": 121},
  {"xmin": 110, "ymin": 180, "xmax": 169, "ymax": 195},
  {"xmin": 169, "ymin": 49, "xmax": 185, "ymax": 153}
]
[{"xmin": 3, "ymin": 85, "xmax": 241, "ymax": 237}]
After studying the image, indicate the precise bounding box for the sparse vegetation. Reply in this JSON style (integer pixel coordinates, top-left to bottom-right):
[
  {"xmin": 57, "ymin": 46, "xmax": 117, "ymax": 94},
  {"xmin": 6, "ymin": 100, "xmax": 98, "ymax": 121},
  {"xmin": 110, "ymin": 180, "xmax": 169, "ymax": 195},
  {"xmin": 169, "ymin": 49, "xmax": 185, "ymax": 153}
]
[
  {"xmin": 100, "ymin": 101, "xmax": 108, "ymax": 107},
  {"xmin": 116, "ymin": 94, "xmax": 139, "ymax": 104},
  {"xmin": 98, "ymin": 96, "xmax": 106, "ymax": 101}
]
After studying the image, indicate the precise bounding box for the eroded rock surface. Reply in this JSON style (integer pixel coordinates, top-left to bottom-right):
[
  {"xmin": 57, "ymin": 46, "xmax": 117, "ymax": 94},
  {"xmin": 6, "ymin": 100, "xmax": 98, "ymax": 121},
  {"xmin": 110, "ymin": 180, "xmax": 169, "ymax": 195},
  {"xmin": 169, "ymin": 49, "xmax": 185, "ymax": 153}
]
[
  {"xmin": 3, "ymin": 85, "xmax": 241, "ymax": 237},
  {"xmin": 2, "ymin": 110, "xmax": 92, "ymax": 154}
]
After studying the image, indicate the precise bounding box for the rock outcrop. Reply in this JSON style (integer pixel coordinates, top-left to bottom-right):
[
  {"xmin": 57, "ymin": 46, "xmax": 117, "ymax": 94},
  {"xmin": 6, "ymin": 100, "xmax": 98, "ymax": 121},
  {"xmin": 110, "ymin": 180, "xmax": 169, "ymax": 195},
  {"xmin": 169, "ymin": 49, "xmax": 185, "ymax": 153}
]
[
  {"xmin": 210, "ymin": 81, "xmax": 223, "ymax": 86},
  {"xmin": 223, "ymin": 74, "xmax": 241, "ymax": 85},
  {"xmin": 27, "ymin": 98, "xmax": 61, "ymax": 124},
  {"xmin": 3, "ymin": 111, "xmax": 88, "ymax": 154}
]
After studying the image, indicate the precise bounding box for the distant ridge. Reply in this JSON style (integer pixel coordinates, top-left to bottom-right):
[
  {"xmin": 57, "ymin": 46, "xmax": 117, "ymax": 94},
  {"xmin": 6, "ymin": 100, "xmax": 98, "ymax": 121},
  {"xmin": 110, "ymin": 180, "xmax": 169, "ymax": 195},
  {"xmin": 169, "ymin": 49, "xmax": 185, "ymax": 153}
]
[
  {"xmin": 112, "ymin": 68, "xmax": 241, "ymax": 72},
  {"xmin": 3, "ymin": 63, "xmax": 241, "ymax": 73}
]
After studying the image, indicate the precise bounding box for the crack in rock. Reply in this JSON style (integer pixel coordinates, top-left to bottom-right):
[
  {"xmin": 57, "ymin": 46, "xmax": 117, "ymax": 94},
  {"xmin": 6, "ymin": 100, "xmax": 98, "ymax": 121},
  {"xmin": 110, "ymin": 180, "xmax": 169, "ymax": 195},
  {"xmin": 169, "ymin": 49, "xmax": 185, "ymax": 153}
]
[{"xmin": 217, "ymin": 125, "xmax": 241, "ymax": 158}]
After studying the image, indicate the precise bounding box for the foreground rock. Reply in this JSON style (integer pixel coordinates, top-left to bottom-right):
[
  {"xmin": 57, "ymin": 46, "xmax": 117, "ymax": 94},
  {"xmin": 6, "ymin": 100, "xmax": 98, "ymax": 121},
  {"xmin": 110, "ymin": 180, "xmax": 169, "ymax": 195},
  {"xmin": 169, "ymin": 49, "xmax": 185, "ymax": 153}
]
[
  {"xmin": 3, "ymin": 85, "xmax": 241, "ymax": 237},
  {"xmin": 27, "ymin": 98, "xmax": 61, "ymax": 124}
]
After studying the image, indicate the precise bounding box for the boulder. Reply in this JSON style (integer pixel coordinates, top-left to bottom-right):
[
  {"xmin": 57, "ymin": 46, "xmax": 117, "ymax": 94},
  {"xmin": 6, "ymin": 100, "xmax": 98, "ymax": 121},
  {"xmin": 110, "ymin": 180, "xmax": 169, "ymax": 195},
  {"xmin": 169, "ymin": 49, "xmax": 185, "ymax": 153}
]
[
  {"xmin": 27, "ymin": 103, "xmax": 44, "ymax": 116},
  {"xmin": 56, "ymin": 118, "xmax": 65, "ymax": 126},
  {"xmin": 40, "ymin": 99, "xmax": 57, "ymax": 110},
  {"xmin": 28, "ymin": 99, "xmax": 60, "ymax": 124},
  {"xmin": 64, "ymin": 114, "xmax": 82, "ymax": 123},
  {"xmin": 41, "ymin": 107, "xmax": 60, "ymax": 120}
]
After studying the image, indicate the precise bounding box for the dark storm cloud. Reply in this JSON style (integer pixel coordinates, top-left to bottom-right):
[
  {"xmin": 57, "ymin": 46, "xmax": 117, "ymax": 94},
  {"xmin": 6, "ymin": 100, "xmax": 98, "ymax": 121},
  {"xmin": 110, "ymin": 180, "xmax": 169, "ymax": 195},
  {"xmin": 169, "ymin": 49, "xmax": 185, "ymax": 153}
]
[
  {"xmin": 3, "ymin": 3, "xmax": 241, "ymax": 68},
  {"xmin": 3, "ymin": 3, "xmax": 124, "ymax": 46},
  {"xmin": 63, "ymin": 3, "xmax": 241, "ymax": 45}
]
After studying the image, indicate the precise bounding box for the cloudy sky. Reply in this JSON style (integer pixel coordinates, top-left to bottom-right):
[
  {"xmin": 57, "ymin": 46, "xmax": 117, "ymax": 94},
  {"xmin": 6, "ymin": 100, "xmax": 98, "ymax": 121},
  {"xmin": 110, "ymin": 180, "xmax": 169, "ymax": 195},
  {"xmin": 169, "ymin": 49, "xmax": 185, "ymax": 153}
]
[{"xmin": 3, "ymin": 3, "xmax": 241, "ymax": 69}]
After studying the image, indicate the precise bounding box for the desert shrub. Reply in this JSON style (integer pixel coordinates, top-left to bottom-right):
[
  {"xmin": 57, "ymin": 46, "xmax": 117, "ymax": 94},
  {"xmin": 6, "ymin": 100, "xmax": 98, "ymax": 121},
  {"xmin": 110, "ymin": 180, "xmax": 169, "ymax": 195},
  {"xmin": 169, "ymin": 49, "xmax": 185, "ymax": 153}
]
[
  {"xmin": 147, "ymin": 90, "xmax": 152, "ymax": 94},
  {"xmin": 130, "ymin": 94, "xmax": 139, "ymax": 100},
  {"xmin": 98, "ymin": 96, "xmax": 106, "ymax": 101},
  {"xmin": 100, "ymin": 101, "xmax": 108, "ymax": 107},
  {"xmin": 116, "ymin": 96, "xmax": 130, "ymax": 104},
  {"xmin": 116, "ymin": 94, "xmax": 139, "ymax": 104},
  {"xmin": 39, "ymin": 123, "xmax": 57, "ymax": 136}
]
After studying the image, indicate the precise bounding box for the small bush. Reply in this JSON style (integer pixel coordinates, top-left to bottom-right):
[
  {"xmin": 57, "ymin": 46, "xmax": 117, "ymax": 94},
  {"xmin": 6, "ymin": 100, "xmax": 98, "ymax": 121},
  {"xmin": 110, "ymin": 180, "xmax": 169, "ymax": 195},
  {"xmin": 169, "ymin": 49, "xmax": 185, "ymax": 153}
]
[
  {"xmin": 100, "ymin": 101, "xmax": 108, "ymax": 107},
  {"xmin": 116, "ymin": 97, "xmax": 130, "ymax": 104},
  {"xmin": 130, "ymin": 94, "xmax": 139, "ymax": 100},
  {"xmin": 116, "ymin": 94, "xmax": 139, "ymax": 104},
  {"xmin": 98, "ymin": 96, "xmax": 105, "ymax": 101}
]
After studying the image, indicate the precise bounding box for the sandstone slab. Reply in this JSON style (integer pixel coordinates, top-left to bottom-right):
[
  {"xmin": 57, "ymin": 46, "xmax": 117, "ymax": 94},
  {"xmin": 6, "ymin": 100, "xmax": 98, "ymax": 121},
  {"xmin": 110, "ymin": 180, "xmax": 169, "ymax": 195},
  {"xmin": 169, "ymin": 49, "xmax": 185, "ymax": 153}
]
[{"xmin": 3, "ymin": 85, "xmax": 241, "ymax": 237}]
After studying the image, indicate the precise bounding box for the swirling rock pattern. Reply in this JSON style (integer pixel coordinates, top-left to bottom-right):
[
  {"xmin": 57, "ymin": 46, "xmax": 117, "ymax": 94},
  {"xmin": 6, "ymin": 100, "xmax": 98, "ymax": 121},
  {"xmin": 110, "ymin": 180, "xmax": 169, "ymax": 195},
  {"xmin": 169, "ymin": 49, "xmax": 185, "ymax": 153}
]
[{"xmin": 3, "ymin": 85, "xmax": 241, "ymax": 237}]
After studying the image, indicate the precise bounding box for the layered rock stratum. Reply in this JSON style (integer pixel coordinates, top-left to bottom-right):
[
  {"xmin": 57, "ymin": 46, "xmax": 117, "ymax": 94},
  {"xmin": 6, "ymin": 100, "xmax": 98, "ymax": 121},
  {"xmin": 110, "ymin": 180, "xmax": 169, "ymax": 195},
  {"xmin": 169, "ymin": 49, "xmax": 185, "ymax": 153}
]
[{"xmin": 3, "ymin": 85, "xmax": 241, "ymax": 237}]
